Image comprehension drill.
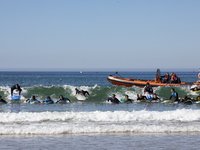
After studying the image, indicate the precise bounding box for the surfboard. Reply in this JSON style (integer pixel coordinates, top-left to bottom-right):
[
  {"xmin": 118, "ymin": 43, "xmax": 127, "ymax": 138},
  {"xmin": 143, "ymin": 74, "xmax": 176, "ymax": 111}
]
[
  {"xmin": 76, "ymin": 94, "xmax": 86, "ymax": 101},
  {"xmin": 195, "ymin": 101, "xmax": 200, "ymax": 104},
  {"xmin": 30, "ymin": 101, "xmax": 40, "ymax": 104},
  {"xmin": 163, "ymin": 100, "xmax": 174, "ymax": 103},
  {"xmin": 0, "ymin": 101, "xmax": 7, "ymax": 104},
  {"xmin": 182, "ymin": 100, "xmax": 192, "ymax": 105},
  {"xmin": 11, "ymin": 89, "xmax": 20, "ymax": 100},
  {"xmin": 139, "ymin": 100, "xmax": 146, "ymax": 102}
]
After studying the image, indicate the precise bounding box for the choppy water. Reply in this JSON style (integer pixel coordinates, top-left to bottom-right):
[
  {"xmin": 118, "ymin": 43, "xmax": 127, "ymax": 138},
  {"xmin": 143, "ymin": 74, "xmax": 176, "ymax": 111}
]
[{"xmin": 0, "ymin": 71, "xmax": 200, "ymax": 149}]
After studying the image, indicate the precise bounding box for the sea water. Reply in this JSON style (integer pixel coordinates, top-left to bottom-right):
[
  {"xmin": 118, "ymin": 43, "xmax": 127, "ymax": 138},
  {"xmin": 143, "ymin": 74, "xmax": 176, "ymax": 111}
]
[{"xmin": 0, "ymin": 71, "xmax": 200, "ymax": 149}]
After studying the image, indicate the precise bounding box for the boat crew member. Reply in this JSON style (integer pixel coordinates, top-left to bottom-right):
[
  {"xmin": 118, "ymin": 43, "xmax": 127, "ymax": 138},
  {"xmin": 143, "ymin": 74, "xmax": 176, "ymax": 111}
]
[
  {"xmin": 75, "ymin": 87, "xmax": 90, "ymax": 96},
  {"xmin": 163, "ymin": 73, "xmax": 170, "ymax": 83},
  {"xmin": 144, "ymin": 83, "xmax": 153, "ymax": 94},
  {"xmin": 56, "ymin": 95, "xmax": 71, "ymax": 103},
  {"xmin": 11, "ymin": 84, "xmax": 22, "ymax": 96},
  {"xmin": 0, "ymin": 96, "xmax": 7, "ymax": 104},
  {"xmin": 137, "ymin": 94, "xmax": 148, "ymax": 100},
  {"xmin": 151, "ymin": 93, "xmax": 160, "ymax": 102},
  {"xmin": 108, "ymin": 94, "xmax": 120, "ymax": 104},
  {"xmin": 121, "ymin": 95, "xmax": 133, "ymax": 103},
  {"xmin": 169, "ymin": 88, "xmax": 179, "ymax": 102}
]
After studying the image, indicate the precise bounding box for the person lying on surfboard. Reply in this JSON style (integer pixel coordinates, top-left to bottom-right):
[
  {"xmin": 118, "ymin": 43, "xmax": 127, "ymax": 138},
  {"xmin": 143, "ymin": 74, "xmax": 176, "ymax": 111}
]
[
  {"xmin": 56, "ymin": 95, "xmax": 71, "ymax": 103},
  {"xmin": 150, "ymin": 93, "xmax": 160, "ymax": 102},
  {"xmin": 107, "ymin": 94, "xmax": 120, "ymax": 104},
  {"xmin": 43, "ymin": 96, "xmax": 54, "ymax": 104},
  {"xmin": 121, "ymin": 95, "xmax": 133, "ymax": 103},
  {"xmin": 196, "ymin": 94, "xmax": 200, "ymax": 102},
  {"xmin": 0, "ymin": 96, "xmax": 7, "ymax": 104},
  {"xmin": 25, "ymin": 95, "xmax": 41, "ymax": 103},
  {"xmin": 11, "ymin": 84, "xmax": 22, "ymax": 96},
  {"xmin": 179, "ymin": 96, "xmax": 193, "ymax": 103},
  {"xmin": 75, "ymin": 87, "xmax": 90, "ymax": 96},
  {"xmin": 137, "ymin": 94, "xmax": 148, "ymax": 100}
]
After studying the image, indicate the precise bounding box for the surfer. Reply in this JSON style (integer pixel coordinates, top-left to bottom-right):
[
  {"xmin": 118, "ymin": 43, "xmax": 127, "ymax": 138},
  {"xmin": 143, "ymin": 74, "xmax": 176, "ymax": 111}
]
[
  {"xmin": 196, "ymin": 94, "xmax": 200, "ymax": 102},
  {"xmin": 169, "ymin": 88, "xmax": 179, "ymax": 102},
  {"xmin": 107, "ymin": 94, "xmax": 120, "ymax": 104},
  {"xmin": 75, "ymin": 87, "xmax": 90, "ymax": 96},
  {"xmin": 179, "ymin": 96, "xmax": 192, "ymax": 103},
  {"xmin": 144, "ymin": 83, "xmax": 153, "ymax": 94},
  {"xmin": 137, "ymin": 94, "xmax": 147, "ymax": 100},
  {"xmin": 25, "ymin": 95, "xmax": 40, "ymax": 103},
  {"xmin": 43, "ymin": 96, "xmax": 54, "ymax": 104},
  {"xmin": 56, "ymin": 95, "xmax": 71, "ymax": 103},
  {"xmin": 0, "ymin": 96, "xmax": 7, "ymax": 104},
  {"xmin": 151, "ymin": 93, "xmax": 160, "ymax": 102},
  {"xmin": 121, "ymin": 95, "xmax": 133, "ymax": 103},
  {"xmin": 11, "ymin": 84, "xmax": 22, "ymax": 96}
]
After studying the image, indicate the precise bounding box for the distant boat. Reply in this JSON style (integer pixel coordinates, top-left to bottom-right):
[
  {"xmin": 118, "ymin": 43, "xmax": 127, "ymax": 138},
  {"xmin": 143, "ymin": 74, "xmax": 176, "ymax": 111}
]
[{"xmin": 80, "ymin": 71, "xmax": 83, "ymax": 73}]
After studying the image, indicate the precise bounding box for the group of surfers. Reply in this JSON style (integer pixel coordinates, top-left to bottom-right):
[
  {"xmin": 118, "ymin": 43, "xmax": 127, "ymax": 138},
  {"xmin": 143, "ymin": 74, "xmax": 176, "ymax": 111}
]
[
  {"xmin": 107, "ymin": 82, "xmax": 200, "ymax": 104},
  {"xmin": 0, "ymin": 84, "xmax": 91, "ymax": 104},
  {"xmin": 0, "ymin": 83, "xmax": 200, "ymax": 104}
]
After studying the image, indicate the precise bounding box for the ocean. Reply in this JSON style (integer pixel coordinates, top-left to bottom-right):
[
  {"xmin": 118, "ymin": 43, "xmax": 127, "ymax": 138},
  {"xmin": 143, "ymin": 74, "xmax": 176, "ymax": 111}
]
[{"xmin": 0, "ymin": 71, "xmax": 200, "ymax": 150}]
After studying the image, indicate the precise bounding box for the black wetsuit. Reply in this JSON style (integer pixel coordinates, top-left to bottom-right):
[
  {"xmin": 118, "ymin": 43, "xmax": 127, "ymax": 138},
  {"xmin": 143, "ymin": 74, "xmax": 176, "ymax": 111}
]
[
  {"xmin": 196, "ymin": 95, "xmax": 200, "ymax": 101},
  {"xmin": 144, "ymin": 86, "xmax": 153, "ymax": 94},
  {"xmin": 0, "ymin": 99, "xmax": 7, "ymax": 104},
  {"xmin": 169, "ymin": 92, "xmax": 179, "ymax": 102},
  {"xmin": 151, "ymin": 96, "xmax": 160, "ymax": 102},
  {"xmin": 75, "ymin": 88, "xmax": 90, "ymax": 96},
  {"xmin": 11, "ymin": 85, "xmax": 22, "ymax": 96},
  {"xmin": 137, "ymin": 96, "xmax": 147, "ymax": 100},
  {"xmin": 108, "ymin": 97, "xmax": 120, "ymax": 104}
]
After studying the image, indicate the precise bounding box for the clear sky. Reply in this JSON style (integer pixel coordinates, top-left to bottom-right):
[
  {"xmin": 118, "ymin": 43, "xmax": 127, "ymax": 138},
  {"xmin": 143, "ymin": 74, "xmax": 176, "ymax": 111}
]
[{"xmin": 0, "ymin": 0, "xmax": 200, "ymax": 71}]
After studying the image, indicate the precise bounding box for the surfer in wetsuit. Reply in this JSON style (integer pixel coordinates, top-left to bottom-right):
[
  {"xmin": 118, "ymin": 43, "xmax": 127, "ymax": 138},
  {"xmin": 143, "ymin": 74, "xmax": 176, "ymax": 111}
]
[
  {"xmin": 137, "ymin": 94, "xmax": 147, "ymax": 100},
  {"xmin": 151, "ymin": 93, "xmax": 160, "ymax": 102},
  {"xmin": 107, "ymin": 94, "xmax": 120, "ymax": 104},
  {"xmin": 179, "ymin": 96, "xmax": 192, "ymax": 103},
  {"xmin": 144, "ymin": 83, "xmax": 153, "ymax": 94},
  {"xmin": 196, "ymin": 94, "xmax": 200, "ymax": 102},
  {"xmin": 56, "ymin": 95, "xmax": 71, "ymax": 103},
  {"xmin": 11, "ymin": 84, "xmax": 22, "ymax": 96},
  {"xmin": 0, "ymin": 96, "xmax": 7, "ymax": 104},
  {"xmin": 169, "ymin": 88, "xmax": 179, "ymax": 102},
  {"xmin": 25, "ymin": 95, "xmax": 40, "ymax": 103},
  {"xmin": 75, "ymin": 87, "xmax": 90, "ymax": 96},
  {"xmin": 43, "ymin": 96, "xmax": 54, "ymax": 104},
  {"xmin": 121, "ymin": 95, "xmax": 133, "ymax": 103}
]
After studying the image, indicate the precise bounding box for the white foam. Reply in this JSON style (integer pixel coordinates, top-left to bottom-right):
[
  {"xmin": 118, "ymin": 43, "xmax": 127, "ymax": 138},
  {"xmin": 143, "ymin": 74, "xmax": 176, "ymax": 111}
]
[{"xmin": 0, "ymin": 109, "xmax": 200, "ymax": 135}]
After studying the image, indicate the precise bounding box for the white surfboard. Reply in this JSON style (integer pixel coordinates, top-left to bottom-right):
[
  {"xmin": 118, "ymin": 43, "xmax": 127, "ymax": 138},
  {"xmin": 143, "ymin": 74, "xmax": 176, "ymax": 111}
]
[
  {"xmin": 76, "ymin": 94, "xmax": 86, "ymax": 101},
  {"xmin": 163, "ymin": 100, "xmax": 174, "ymax": 103},
  {"xmin": 11, "ymin": 89, "xmax": 20, "ymax": 100}
]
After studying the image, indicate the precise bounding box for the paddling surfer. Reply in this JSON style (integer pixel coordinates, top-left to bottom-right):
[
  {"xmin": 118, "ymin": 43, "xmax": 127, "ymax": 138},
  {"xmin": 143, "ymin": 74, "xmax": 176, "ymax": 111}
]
[{"xmin": 107, "ymin": 94, "xmax": 120, "ymax": 104}]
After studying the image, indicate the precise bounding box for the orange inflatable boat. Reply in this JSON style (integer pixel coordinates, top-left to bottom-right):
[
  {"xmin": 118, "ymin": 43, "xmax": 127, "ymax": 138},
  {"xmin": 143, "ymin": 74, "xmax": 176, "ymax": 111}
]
[{"xmin": 107, "ymin": 70, "xmax": 200, "ymax": 88}]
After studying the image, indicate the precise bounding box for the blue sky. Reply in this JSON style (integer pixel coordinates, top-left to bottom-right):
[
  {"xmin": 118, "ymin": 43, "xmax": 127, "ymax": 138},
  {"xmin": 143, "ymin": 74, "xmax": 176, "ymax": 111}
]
[{"xmin": 0, "ymin": 0, "xmax": 200, "ymax": 71}]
